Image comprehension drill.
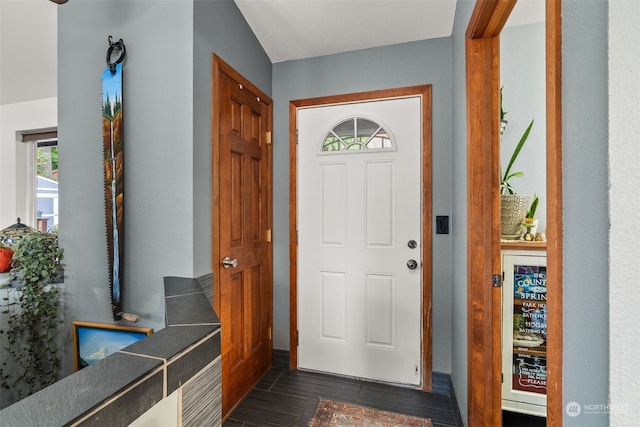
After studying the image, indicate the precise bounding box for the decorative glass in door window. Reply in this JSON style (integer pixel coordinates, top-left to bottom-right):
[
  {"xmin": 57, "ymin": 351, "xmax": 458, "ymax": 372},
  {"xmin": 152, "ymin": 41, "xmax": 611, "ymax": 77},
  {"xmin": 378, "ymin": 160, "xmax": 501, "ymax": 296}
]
[{"xmin": 321, "ymin": 117, "xmax": 394, "ymax": 152}]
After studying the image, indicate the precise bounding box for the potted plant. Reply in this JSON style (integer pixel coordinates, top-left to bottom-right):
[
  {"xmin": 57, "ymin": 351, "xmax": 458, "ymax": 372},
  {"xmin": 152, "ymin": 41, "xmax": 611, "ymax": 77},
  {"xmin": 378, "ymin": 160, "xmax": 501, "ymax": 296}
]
[
  {"xmin": 0, "ymin": 242, "xmax": 13, "ymax": 273},
  {"xmin": 0, "ymin": 231, "xmax": 64, "ymax": 403},
  {"xmin": 521, "ymin": 194, "xmax": 539, "ymax": 239},
  {"xmin": 500, "ymin": 88, "xmax": 535, "ymax": 238}
]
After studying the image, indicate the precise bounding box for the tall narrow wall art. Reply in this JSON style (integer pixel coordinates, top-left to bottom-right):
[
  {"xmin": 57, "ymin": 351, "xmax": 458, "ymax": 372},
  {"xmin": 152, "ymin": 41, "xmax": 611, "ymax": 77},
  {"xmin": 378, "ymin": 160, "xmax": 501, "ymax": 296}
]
[{"xmin": 102, "ymin": 37, "xmax": 126, "ymax": 320}]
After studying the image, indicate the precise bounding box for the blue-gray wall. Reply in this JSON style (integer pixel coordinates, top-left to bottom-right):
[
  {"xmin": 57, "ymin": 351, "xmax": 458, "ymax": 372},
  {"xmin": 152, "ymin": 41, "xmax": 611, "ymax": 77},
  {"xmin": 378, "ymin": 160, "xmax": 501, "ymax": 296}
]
[
  {"xmin": 272, "ymin": 38, "xmax": 454, "ymax": 373},
  {"xmin": 562, "ymin": 1, "xmax": 609, "ymax": 425},
  {"xmin": 58, "ymin": 0, "xmax": 194, "ymax": 375},
  {"xmin": 451, "ymin": 0, "xmax": 474, "ymax": 425},
  {"xmin": 58, "ymin": 0, "xmax": 270, "ymax": 378},
  {"xmin": 501, "ymin": 22, "xmax": 547, "ymax": 232},
  {"xmin": 192, "ymin": 0, "xmax": 272, "ymax": 277},
  {"xmin": 450, "ymin": 2, "xmax": 472, "ymax": 424}
]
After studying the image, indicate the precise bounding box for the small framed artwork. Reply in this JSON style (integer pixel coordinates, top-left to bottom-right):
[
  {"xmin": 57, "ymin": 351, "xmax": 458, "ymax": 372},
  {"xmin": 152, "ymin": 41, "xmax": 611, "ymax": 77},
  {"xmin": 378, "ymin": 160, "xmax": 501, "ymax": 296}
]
[{"xmin": 72, "ymin": 321, "xmax": 153, "ymax": 371}]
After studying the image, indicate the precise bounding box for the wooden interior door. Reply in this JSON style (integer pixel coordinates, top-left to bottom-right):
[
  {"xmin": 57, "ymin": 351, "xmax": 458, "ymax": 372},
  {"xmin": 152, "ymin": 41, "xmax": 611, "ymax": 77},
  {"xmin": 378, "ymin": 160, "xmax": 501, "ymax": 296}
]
[{"xmin": 212, "ymin": 55, "xmax": 273, "ymax": 417}]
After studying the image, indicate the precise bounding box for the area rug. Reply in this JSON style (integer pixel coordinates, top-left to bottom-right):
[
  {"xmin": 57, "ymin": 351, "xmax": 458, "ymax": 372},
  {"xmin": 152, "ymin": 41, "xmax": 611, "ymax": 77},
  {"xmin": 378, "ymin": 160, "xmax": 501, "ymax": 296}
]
[{"xmin": 308, "ymin": 399, "xmax": 432, "ymax": 427}]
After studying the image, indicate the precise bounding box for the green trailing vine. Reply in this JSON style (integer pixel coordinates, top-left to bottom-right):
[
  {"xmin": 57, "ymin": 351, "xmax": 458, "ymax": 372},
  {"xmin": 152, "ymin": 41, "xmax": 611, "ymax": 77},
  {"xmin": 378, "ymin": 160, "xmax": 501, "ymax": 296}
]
[{"xmin": 0, "ymin": 232, "xmax": 64, "ymax": 402}]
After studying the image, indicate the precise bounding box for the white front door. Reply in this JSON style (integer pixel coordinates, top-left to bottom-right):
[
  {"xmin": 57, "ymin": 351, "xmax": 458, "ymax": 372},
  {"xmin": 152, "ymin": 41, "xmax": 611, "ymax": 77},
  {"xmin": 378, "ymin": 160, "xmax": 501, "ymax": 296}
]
[{"xmin": 297, "ymin": 96, "xmax": 422, "ymax": 385}]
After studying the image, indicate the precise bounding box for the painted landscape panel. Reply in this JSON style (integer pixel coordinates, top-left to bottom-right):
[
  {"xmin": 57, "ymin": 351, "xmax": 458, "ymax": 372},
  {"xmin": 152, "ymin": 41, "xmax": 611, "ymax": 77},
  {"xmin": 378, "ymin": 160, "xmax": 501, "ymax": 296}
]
[{"xmin": 73, "ymin": 321, "xmax": 151, "ymax": 370}]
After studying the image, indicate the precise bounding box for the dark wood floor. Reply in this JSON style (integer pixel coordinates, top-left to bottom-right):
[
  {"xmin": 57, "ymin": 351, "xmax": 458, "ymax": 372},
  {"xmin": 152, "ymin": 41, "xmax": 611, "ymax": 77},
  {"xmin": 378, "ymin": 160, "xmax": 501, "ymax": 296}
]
[
  {"xmin": 223, "ymin": 350, "xmax": 545, "ymax": 427},
  {"xmin": 503, "ymin": 410, "xmax": 546, "ymax": 427},
  {"xmin": 223, "ymin": 350, "xmax": 458, "ymax": 427}
]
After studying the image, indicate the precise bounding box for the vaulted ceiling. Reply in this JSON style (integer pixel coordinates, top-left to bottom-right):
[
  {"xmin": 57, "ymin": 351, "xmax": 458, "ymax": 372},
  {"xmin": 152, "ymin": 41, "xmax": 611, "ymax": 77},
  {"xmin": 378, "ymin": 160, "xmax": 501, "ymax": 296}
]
[
  {"xmin": 234, "ymin": 0, "xmax": 457, "ymax": 63},
  {"xmin": 0, "ymin": 0, "xmax": 543, "ymax": 105},
  {"xmin": 233, "ymin": 0, "xmax": 543, "ymax": 62}
]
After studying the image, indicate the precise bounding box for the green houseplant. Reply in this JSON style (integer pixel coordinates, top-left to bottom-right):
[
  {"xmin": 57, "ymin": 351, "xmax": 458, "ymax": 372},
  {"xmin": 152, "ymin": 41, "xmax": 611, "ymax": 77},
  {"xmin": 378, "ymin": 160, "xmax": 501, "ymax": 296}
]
[
  {"xmin": 500, "ymin": 118, "xmax": 534, "ymax": 195},
  {"xmin": 525, "ymin": 193, "xmax": 539, "ymax": 219},
  {"xmin": 521, "ymin": 194, "xmax": 540, "ymax": 240},
  {"xmin": 0, "ymin": 231, "xmax": 64, "ymax": 402},
  {"xmin": 500, "ymin": 88, "xmax": 535, "ymax": 238}
]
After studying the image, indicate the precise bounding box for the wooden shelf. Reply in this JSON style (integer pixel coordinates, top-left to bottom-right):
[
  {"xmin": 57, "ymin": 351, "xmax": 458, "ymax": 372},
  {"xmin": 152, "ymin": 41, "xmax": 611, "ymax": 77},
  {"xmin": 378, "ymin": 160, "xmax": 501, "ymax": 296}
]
[{"xmin": 501, "ymin": 240, "xmax": 547, "ymax": 250}]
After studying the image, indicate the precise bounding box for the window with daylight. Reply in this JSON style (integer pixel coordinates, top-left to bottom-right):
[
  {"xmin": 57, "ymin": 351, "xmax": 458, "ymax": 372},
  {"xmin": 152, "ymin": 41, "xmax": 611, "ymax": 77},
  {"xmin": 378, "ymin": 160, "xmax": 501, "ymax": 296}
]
[
  {"xmin": 22, "ymin": 130, "xmax": 59, "ymax": 232},
  {"xmin": 321, "ymin": 117, "xmax": 394, "ymax": 153}
]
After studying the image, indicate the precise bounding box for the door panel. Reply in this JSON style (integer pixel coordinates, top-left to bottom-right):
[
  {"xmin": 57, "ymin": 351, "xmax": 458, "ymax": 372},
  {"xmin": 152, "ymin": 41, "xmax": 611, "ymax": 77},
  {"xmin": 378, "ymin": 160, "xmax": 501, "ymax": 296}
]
[
  {"xmin": 321, "ymin": 271, "xmax": 346, "ymax": 341},
  {"xmin": 297, "ymin": 97, "xmax": 422, "ymax": 386},
  {"xmin": 321, "ymin": 163, "xmax": 346, "ymax": 246},
  {"xmin": 212, "ymin": 56, "xmax": 272, "ymax": 417},
  {"xmin": 366, "ymin": 161, "xmax": 394, "ymax": 247},
  {"xmin": 366, "ymin": 273, "xmax": 395, "ymax": 347}
]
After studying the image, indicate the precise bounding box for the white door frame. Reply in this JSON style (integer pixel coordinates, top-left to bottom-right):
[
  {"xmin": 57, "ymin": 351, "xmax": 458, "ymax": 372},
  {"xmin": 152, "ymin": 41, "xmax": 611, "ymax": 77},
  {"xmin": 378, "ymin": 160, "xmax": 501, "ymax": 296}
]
[{"xmin": 288, "ymin": 85, "xmax": 434, "ymax": 391}]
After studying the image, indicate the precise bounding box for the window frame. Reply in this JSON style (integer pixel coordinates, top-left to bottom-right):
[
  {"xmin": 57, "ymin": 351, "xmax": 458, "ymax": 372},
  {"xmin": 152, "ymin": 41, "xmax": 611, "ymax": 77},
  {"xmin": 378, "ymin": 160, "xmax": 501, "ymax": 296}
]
[{"xmin": 318, "ymin": 116, "xmax": 397, "ymax": 155}]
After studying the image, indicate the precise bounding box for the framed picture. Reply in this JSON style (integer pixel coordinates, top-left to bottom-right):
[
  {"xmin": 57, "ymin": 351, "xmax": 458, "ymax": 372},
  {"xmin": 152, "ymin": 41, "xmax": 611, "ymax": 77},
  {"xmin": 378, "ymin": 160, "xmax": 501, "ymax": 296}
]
[{"xmin": 72, "ymin": 321, "xmax": 152, "ymax": 371}]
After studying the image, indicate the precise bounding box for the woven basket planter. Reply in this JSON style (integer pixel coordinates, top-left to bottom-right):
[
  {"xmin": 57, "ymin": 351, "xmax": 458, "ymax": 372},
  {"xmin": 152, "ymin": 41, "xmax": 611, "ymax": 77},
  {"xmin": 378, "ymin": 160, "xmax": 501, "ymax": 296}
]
[{"xmin": 501, "ymin": 194, "xmax": 530, "ymax": 239}]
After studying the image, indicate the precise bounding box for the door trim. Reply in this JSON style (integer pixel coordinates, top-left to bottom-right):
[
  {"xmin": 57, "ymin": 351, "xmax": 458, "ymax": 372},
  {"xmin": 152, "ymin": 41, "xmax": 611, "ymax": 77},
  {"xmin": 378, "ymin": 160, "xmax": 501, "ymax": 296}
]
[
  {"xmin": 465, "ymin": 1, "xmax": 562, "ymax": 425},
  {"xmin": 289, "ymin": 85, "xmax": 433, "ymax": 391}
]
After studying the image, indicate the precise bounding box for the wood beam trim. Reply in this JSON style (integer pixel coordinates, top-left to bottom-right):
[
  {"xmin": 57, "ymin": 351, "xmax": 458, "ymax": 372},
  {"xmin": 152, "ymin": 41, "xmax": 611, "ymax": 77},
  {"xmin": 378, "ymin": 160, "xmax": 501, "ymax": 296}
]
[
  {"xmin": 211, "ymin": 55, "xmax": 223, "ymax": 319},
  {"xmin": 420, "ymin": 85, "xmax": 434, "ymax": 392},
  {"xmin": 467, "ymin": 0, "xmax": 516, "ymax": 39},
  {"xmin": 465, "ymin": 34, "xmax": 502, "ymax": 427},
  {"xmin": 545, "ymin": 0, "xmax": 563, "ymax": 425},
  {"xmin": 466, "ymin": 0, "xmax": 497, "ymax": 39},
  {"xmin": 289, "ymin": 100, "xmax": 299, "ymax": 370},
  {"xmin": 466, "ymin": 1, "xmax": 563, "ymax": 425}
]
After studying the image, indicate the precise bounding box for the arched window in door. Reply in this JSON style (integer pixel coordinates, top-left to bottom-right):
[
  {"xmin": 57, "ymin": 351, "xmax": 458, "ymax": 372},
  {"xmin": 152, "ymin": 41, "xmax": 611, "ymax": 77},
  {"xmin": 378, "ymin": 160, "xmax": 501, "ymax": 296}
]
[{"xmin": 321, "ymin": 117, "xmax": 394, "ymax": 153}]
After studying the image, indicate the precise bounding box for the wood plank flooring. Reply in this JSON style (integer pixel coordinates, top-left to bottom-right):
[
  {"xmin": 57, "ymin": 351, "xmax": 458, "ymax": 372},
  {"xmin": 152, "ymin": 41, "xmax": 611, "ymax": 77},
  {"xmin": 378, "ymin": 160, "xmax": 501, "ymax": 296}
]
[{"xmin": 223, "ymin": 350, "xmax": 546, "ymax": 427}]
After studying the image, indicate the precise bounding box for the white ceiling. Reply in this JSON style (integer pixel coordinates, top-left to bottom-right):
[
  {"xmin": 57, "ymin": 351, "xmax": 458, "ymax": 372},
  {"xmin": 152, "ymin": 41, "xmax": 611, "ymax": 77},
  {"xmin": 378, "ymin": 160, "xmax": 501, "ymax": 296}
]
[
  {"xmin": 234, "ymin": 0, "xmax": 458, "ymax": 63},
  {"xmin": 235, "ymin": 0, "xmax": 544, "ymax": 63},
  {"xmin": 0, "ymin": 0, "xmax": 544, "ymax": 105}
]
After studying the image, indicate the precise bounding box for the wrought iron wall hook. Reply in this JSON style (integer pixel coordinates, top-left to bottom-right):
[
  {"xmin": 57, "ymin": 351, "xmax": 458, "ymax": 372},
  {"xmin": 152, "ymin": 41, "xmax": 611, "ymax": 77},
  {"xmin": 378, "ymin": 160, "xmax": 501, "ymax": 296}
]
[{"xmin": 107, "ymin": 36, "xmax": 126, "ymax": 75}]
